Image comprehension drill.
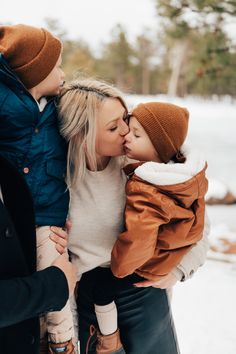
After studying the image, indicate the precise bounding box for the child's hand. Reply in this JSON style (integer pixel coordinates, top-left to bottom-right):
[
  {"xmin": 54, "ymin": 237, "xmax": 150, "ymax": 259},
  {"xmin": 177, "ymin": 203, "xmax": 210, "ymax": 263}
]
[
  {"xmin": 49, "ymin": 220, "xmax": 72, "ymax": 254},
  {"xmin": 133, "ymin": 272, "xmax": 178, "ymax": 289},
  {"xmin": 50, "ymin": 226, "xmax": 68, "ymax": 254}
]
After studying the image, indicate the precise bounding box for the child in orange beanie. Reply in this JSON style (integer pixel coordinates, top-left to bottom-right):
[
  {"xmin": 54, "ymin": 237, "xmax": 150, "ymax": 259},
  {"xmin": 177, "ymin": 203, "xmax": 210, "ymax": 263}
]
[
  {"xmin": 111, "ymin": 102, "xmax": 208, "ymax": 279},
  {"xmin": 91, "ymin": 102, "xmax": 208, "ymax": 353},
  {"xmin": 0, "ymin": 24, "xmax": 74, "ymax": 354}
]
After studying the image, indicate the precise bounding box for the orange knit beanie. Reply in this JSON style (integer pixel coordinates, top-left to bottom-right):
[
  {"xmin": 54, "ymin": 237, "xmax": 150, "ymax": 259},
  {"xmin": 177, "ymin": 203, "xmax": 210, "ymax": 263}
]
[
  {"xmin": 0, "ymin": 24, "xmax": 62, "ymax": 89},
  {"xmin": 132, "ymin": 102, "xmax": 189, "ymax": 163}
]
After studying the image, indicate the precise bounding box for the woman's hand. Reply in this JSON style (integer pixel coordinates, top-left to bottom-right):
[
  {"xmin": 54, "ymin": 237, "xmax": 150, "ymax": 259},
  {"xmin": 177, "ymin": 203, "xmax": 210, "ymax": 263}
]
[
  {"xmin": 49, "ymin": 220, "xmax": 72, "ymax": 255},
  {"xmin": 133, "ymin": 272, "xmax": 178, "ymax": 289}
]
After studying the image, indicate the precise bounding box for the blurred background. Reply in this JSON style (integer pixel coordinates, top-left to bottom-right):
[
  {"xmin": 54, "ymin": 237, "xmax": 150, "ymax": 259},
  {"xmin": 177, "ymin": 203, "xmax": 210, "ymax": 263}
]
[
  {"xmin": 1, "ymin": 1, "xmax": 236, "ymax": 353},
  {"xmin": 2, "ymin": 0, "xmax": 236, "ymax": 97}
]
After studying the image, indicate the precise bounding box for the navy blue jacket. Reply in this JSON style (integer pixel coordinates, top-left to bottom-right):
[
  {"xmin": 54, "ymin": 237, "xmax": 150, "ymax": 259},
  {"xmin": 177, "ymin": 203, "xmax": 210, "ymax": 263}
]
[{"xmin": 0, "ymin": 54, "xmax": 69, "ymax": 226}]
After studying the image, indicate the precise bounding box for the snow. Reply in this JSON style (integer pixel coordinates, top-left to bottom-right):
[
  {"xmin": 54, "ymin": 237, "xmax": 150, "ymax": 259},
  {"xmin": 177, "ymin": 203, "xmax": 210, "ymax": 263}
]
[
  {"xmin": 172, "ymin": 258, "xmax": 236, "ymax": 354},
  {"xmin": 206, "ymin": 179, "xmax": 229, "ymax": 200},
  {"xmin": 126, "ymin": 95, "xmax": 236, "ymax": 353},
  {"xmin": 172, "ymin": 204, "xmax": 236, "ymax": 354}
]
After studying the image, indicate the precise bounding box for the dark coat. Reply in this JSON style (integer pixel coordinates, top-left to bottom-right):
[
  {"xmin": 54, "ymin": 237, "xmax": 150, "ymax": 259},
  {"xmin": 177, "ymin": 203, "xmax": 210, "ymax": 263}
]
[
  {"xmin": 0, "ymin": 155, "xmax": 69, "ymax": 354},
  {"xmin": 0, "ymin": 53, "xmax": 69, "ymax": 226}
]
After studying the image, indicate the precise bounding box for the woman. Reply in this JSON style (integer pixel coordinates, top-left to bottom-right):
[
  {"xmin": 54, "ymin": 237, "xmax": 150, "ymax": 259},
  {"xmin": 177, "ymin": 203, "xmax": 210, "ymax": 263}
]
[{"xmin": 58, "ymin": 78, "xmax": 209, "ymax": 354}]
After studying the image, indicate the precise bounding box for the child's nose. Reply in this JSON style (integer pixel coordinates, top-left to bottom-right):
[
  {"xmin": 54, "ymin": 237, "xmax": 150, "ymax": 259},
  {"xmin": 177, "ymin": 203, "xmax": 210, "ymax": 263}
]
[
  {"xmin": 125, "ymin": 132, "xmax": 131, "ymax": 142},
  {"xmin": 61, "ymin": 69, "xmax": 65, "ymax": 80}
]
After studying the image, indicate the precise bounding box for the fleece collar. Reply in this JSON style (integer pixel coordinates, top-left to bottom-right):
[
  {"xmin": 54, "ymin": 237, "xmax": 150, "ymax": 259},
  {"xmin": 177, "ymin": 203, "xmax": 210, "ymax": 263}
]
[{"xmin": 134, "ymin": 145, "xmax": 206, "ymax": 186}]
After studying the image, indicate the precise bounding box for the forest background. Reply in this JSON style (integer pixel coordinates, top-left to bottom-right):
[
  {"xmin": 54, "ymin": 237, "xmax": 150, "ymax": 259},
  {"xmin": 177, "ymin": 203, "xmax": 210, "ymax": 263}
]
[
  {"xmin": 50, "ymin": 0, "xmax": 236, "ymax": 97},
  {"xmin": 3, "ymin": 0, "xmax": 235, "ymax": 98}
]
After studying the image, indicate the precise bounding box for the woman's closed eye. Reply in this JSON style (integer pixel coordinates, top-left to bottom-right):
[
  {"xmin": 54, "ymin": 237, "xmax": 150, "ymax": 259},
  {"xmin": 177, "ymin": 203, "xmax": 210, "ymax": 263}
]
[{"xmin": 109, "ymin": 126, "xmax": 118, "ymax": 132}]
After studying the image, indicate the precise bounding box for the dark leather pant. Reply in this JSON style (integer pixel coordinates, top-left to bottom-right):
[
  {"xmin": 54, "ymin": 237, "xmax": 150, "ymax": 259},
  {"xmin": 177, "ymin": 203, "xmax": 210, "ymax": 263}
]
[{"xmin": 76, "ymin": 268, "xmax": 180, "ymax": 354}]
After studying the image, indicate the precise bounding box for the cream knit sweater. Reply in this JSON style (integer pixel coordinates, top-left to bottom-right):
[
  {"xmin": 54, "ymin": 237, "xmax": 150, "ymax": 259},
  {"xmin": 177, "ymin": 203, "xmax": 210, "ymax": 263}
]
[{"xmin": 69, "ymin": 157, "xmax": 127, "ymax": 278}]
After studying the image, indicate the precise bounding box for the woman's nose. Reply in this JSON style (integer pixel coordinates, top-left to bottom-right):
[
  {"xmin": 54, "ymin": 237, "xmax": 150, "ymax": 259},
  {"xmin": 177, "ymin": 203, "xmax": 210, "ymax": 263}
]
[{"xmin": 120, "ymin": 121, "xmax": 129, "ymax": 136}]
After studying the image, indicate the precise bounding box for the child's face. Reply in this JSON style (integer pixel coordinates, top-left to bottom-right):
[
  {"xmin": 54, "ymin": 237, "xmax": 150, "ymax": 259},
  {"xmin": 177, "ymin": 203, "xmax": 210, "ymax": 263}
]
[
  {"xmin": 35, "ymin": 54, "xmax": 65, "ymax": 97},
  {"xmin": 124, "ymin": 116, "xmax": 161, "ymax": 162}
]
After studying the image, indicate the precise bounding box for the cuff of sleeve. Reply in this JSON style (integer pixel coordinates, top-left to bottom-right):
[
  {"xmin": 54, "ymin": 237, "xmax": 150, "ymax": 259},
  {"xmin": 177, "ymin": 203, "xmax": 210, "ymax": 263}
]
[
  {"xmin": 176, "ymin": 263, "xmax": 195, "ymax": 281},
  {"xmin": 171, "ymin": 267, "xmax": 185, "ymax": 282},
  {"xmin": 42, "ymin": 266, "xmax": 69, "ymax": 310}
]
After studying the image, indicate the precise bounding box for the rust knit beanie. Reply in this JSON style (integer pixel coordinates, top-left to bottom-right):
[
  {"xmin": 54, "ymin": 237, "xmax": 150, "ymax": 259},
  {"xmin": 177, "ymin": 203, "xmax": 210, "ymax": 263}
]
[
  {"xmin": 132, "ymin": 102, "xmax": 189, "ymax": 163},
  {"xmin": 0, "ymin": 24, "xmax": 62, "ymax": 89}
]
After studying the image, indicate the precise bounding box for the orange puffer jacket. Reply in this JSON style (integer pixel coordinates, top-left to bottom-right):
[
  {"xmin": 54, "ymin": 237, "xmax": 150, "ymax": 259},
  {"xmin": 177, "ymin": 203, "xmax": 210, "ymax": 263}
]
[{"xmin": 111, "ymin": 148, "xmax": 208, "ymax": 281}]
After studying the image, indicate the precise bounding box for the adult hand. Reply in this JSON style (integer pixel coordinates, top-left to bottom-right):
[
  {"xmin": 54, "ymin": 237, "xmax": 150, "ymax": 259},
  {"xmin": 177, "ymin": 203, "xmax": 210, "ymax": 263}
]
[
  {"xmin": 133, "ymin": 272, "xmax": 178, "ymax": 289},
  {"xmin": 52, "ymin": 254, "xmax": 77, "ymax": 296},
  {"xmin": 49, "ymin": 223, "xmax": 71, "ymax": 254}
]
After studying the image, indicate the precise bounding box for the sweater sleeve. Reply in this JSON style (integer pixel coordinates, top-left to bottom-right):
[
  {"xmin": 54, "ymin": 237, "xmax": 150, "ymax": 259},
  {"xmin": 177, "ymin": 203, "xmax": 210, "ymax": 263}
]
[
  {"xmin": 173, "ymin": 210, "xmax": 210, "ymax": 281},
  {"xmin": 111, "ymin": 184, "xmax": 172, "ymax": 278},
  {"xmin": 0, "ymin": 266, "xmax": 69, "ymax": 328}
]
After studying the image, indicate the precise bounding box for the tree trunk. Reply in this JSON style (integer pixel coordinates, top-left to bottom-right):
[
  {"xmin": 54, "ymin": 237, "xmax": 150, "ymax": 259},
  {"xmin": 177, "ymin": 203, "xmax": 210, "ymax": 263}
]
[
  {"xmin": 141, "ymin": 62, "xmax": 150, "ymax": 95},
  {"xmin": 167, "ymin": 40, "xmax": 188, "ymax": 96}
]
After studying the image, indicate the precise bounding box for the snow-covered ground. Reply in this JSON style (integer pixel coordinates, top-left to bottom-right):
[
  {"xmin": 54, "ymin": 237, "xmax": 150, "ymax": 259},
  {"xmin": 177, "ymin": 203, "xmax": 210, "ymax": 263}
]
[
  {"xmin": 126, "ymin": 95, "xmax": 236, "ymax": 354},
  {"xmin": 172, "ymin": 204, "xmax": 236, "ymax": 354},
  {"xmin": 173, "ymin": 259, "xmax": 236, "ymax": 354}
]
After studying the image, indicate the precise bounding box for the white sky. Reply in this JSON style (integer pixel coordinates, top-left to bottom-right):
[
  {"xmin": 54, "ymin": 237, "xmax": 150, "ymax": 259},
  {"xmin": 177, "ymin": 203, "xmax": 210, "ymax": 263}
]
[
  {"xmin": 1, "ymin": 0, "xmax": 158, "ymax": 51},
  {"xmin": 1, "ymin": 0, "xmax": 235, "ymax": 51}
]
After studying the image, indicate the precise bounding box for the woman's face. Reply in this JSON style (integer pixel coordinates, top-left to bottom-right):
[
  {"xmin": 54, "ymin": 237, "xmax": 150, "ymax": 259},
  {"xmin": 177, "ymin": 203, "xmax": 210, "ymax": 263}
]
[{"xmin": 96, "ymin": 98, "xmax": 129, "ymax": 158}]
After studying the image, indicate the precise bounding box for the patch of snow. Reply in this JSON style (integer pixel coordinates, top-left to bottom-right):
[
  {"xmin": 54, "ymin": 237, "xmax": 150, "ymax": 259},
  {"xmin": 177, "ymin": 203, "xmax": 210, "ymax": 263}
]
[
  {"xmin": 210, "ymin": 223, "xmax": 236, "ymax": 242},
  {"xmin": 172, "ymin": 204, "xmax": 236, "ymax": 354},
  {"xmin": 172, "ymin": 260, "xmax": 236, "ymax": 354},
  {"xmin": 206, "ymin": 179, "xmax": 228, "ymax": 200}
]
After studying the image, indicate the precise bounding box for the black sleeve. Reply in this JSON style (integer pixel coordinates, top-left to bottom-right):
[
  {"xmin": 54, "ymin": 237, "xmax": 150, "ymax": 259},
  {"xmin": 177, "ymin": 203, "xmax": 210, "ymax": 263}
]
[{"xmin": 0, "ymin": 266, "xmax": 69, "ymax": 328}]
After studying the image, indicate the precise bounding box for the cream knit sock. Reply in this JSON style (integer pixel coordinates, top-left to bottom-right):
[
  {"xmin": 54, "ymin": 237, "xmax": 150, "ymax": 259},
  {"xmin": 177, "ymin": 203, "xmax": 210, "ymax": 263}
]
[{"xmin": 95, "ymin": 301, "xmax": 118, "ymax": 335}]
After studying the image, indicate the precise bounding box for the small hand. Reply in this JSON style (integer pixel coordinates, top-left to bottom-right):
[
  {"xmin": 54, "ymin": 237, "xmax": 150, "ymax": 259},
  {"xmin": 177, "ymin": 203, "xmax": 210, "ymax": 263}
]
[
  {"xmin": 133, "ymin": 272, "xmax": 178, "ymax": 289},
  {"xmin": 49, "ymin": 220, "xmax": 72, "ymax": 254},
  {"xmin": 49, "ymin": 226, "xmax": 69, "ymax": 255}
]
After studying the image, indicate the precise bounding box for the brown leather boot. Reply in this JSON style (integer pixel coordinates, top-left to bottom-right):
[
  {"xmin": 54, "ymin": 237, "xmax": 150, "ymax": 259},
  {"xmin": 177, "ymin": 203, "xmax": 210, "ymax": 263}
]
[
  {"xmin": 48, "ymin": 339, "xmax": 75, "ymax": 354},
  {"xmin": 96, "ymin": 329, "xmax": 126, "ymax": 354}
]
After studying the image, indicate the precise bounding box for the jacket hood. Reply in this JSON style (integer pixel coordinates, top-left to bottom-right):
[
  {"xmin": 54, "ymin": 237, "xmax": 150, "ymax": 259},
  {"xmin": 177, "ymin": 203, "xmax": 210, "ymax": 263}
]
[{"xmin": 134, "ymin": 145, "xmax": 208, "ymax": 207}]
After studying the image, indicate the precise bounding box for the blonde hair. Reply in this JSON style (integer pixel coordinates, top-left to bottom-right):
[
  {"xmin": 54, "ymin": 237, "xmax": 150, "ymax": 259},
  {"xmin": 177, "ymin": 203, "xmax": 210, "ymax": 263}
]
[{"xmin": 58, "ymin": 77, "xmax": 127, "ymax": 187}]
